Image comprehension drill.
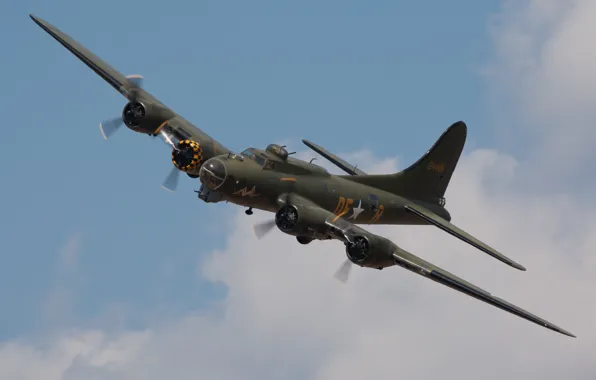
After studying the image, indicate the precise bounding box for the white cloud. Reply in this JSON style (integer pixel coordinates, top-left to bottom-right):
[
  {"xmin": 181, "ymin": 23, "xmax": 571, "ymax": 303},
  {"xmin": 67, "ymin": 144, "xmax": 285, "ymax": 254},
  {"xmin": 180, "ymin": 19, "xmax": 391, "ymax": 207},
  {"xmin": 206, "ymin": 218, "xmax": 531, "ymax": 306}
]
[
  {"xmin": 5, "ymin": 1, "xmax": 596, "ymax": 379},
  {"xmin": 42, "ymin": 233, "xmax": 84, "ymax": 327},
  {"xmin": 486, "ymin": 0, "xmax": 596, "ymax": 167}
]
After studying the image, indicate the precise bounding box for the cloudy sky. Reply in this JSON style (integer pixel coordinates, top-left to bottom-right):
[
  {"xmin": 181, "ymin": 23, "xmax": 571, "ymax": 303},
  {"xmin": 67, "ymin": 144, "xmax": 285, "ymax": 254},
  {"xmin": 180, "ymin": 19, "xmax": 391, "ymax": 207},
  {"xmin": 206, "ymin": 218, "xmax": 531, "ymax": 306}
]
[{"xmin": 1, "ymin": 0, "xmax": 595, "ymax": 379}]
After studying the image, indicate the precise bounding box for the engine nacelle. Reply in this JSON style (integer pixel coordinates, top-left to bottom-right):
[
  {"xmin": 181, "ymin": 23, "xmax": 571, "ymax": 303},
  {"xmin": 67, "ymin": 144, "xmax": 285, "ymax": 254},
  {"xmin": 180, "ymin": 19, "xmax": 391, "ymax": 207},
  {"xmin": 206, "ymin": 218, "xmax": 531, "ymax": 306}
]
[
  {"xmin": 273, "ymin": 194, "xmax": 398, "ymax": 270},
  {"xmin": 171, "ymin": 139, "xmax": 204, "ymax": 175},
  {"xmin": 122, "ymin": 101, "xmax": 174, "ymax": 135},
  {"xmin": 274, "ymin": 204, "xmax": 333, "ymax": 240},
  {"xmin": 345, "ymin": 235, "xmax": 370, "ymax": 263},
  {"xmin": 343, "ymin": 232, "xmax": 398, "ymax": 270}
]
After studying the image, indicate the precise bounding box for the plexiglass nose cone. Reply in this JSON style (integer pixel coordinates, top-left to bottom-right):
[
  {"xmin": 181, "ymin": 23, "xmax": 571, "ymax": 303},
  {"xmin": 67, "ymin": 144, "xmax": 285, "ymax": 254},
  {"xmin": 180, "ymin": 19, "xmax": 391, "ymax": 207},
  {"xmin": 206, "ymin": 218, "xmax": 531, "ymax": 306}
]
[{"xmin": 199, "ymin": 158, "xmax": 227, "ymax": 190}]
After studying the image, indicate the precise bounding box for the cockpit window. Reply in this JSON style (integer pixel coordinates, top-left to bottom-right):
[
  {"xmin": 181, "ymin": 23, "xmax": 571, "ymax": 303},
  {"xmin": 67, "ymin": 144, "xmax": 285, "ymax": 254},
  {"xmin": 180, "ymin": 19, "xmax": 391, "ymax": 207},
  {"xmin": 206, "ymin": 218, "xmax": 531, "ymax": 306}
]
[
  {"xmin": 228, "ymin": 153, "xmax": 244, "ymax": 161},
  {"xmin": 240, "ymin": 149, "xmax": 256, "ymax": 159},
  {"xmin": 240, "ymin": 149, "xmax": 272, "ymax": 169},
  {"xmin": 254, "ymin": 155, "xmax": 267, "ymax": 166}
]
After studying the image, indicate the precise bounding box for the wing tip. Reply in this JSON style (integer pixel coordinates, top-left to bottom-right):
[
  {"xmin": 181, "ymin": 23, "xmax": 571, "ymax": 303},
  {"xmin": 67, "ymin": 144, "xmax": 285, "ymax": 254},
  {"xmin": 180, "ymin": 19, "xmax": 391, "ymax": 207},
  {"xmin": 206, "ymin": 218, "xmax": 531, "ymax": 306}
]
[
  {"xmin": 564, "ymin": 331, "xmax": 577, "ymax": 338},
  {"xmin": 552, "ymin": 326, "xmax": 576, "ymax": 338},
  {"xmin": 29, "ymin": 14, "xmax": 41, "ymax": 26},
  {"xmin": 29, "ymin": 14, "xmax": 47, "ymax": 28},
  {"xmin": 512, "ymin": 262, "xmax": 527, "ymax": 271}
]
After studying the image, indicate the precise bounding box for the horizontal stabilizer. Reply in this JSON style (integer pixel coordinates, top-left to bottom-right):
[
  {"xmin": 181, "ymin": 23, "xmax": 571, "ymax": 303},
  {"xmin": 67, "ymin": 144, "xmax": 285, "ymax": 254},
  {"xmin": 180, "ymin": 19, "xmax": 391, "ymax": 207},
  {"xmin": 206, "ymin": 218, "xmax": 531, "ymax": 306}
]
[
  {"xmin": 302, "ymin": 139, "xmax": 367, "ymax": 176},
  {"xmin": 404, "ymin": 203, "xmax": 526, "ymax": 271}
]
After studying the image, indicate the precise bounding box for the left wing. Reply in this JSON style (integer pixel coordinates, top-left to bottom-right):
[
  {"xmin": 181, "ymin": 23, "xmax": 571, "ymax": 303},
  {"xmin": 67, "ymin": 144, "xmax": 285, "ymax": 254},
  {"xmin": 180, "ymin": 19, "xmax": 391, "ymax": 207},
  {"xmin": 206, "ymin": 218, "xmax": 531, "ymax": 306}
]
[
  {"xmin": 320, "ymin": 212, "xmax": 574, "ymax": 337},
  {"xmin": 404, "ymin": 202, "xmax": 526, "ymax": 271},
  {"xmin": 29, "ymin": 15, "xmax": 230, "ymax": 158}
]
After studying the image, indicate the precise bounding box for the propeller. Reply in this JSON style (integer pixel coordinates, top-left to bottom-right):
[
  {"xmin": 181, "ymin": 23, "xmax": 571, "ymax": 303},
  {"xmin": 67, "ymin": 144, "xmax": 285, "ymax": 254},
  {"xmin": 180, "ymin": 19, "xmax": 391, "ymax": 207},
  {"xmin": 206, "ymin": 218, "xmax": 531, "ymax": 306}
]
[
  {"xmin": 252, "ymin": 194, "xmax": 291, "ymax": 239},
  {"xmin": 161, "ymin": 167, "xmax": 180, "ymax": 192},
  {"xmin": 125, "ymin": 74, "xmax": 144, "ymax": 98},
  {"xmin": 334, "ymin": 258, "xmax": 353, "ymax": 284},
  {"xmin": 158, "ymin": 128, "xmax": 182, "ymax": 192},
  {"xmin": 96, "ymin": 74, "xmax": 187, "ymax": 192},
  {"xmin": 98, "ymin": 116, "xmax": 124, "ymax": 140},
  {"xmin": 252, "ymin": 215, "xmax": 354, "ymax": 283},
  {"xmin": 98, "ymin": 74, "xmax": 144, "ymax": 140},
  {"xmin": 253, "ymin": 219, "xmax": 276, "ymax": 239}
]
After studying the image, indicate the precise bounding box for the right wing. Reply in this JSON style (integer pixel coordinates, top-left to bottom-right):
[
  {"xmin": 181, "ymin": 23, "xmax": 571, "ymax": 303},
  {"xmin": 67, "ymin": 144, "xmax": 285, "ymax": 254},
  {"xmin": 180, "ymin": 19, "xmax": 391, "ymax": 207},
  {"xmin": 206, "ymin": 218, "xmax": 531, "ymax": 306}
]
[
  {"xmin": 29, "ymin": 15, "xmax": 230, "ymax": 158},
  {"xmin": 302, "ymin": 139, "xmax": 367, "ymax": 176},
  {"xmin": 391, "ymin": 243, "xmax": 575, "ymax": 337},
  {"xmin": 321, "ymin": 214, "xmax": 574, "ymax": 338}
]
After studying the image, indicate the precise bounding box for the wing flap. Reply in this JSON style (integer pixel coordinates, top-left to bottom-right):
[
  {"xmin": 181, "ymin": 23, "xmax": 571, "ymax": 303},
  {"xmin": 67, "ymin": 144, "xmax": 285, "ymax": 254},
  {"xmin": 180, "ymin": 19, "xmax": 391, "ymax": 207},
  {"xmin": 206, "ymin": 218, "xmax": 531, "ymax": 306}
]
[
  {"xmin": 392, "ymin": 246, "xmax": 575, "ymax": 338},
  {"xmin": 302, "ymin": 139, "xmax": 367, "ymax": 176},
  {"xmin": 405, "ymin": 203, "xmax": 526, "ymax": 271}
]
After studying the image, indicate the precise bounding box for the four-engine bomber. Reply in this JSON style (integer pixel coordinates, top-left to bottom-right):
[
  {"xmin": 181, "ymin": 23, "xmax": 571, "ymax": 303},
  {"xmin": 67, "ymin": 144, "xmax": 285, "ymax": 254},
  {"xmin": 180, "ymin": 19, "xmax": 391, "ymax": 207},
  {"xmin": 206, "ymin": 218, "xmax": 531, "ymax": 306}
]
[{"xmin": 30, "ymin": 14, "xmax": 576, "ymax": 338}]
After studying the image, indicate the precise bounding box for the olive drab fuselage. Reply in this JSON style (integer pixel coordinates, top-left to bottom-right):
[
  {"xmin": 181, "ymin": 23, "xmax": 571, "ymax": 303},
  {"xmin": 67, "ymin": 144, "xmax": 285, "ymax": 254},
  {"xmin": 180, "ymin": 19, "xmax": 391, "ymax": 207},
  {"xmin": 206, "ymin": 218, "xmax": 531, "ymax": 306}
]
[{"xmin": 198, "ymin": 147, "xmax": 451, "ymax": 225}]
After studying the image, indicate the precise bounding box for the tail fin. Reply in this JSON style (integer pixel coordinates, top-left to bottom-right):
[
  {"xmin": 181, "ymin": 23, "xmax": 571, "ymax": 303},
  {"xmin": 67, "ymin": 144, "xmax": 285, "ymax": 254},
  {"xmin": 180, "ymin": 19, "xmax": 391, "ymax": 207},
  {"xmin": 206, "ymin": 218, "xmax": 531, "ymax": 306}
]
[
  {"xmin": 342, "ymin": 121, "xmax": 467, "ymax": 204},
  {"xmin": 394, "ymin": 121, "xmax": 467, "ymax": 202}
]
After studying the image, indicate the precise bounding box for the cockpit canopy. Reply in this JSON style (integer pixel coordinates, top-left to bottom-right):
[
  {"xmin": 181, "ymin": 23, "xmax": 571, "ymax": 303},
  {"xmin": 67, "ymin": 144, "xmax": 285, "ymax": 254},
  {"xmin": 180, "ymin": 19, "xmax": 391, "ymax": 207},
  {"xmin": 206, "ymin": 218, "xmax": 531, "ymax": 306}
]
[
  {"xmin": 240, "ymin": 148, "xmax": 267, "ymax": 166},
  {"xmin": 238, "ymin": 146, "xmax": 329, "ymax": 176},
  {"xmin": 240, "ymin": 145, "xmax": 289, "ymax": 162}
]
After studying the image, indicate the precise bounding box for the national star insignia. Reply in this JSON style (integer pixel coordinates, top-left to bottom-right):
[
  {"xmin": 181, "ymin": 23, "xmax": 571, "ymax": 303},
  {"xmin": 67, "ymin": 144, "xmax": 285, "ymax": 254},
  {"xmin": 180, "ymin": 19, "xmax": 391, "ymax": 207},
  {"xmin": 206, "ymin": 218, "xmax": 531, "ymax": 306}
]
[{"xmin": 350, "ymin": 199, "xmax": 364, "ymax": 220}]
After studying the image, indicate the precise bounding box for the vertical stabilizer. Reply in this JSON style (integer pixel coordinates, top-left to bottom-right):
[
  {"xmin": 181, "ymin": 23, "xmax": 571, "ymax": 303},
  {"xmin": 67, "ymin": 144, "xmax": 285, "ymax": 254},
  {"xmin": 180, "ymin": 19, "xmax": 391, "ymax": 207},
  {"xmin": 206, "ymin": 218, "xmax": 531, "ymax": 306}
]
[{"xmin": 339, "ymin": 121, "xmax": 467, "ymax": 205}]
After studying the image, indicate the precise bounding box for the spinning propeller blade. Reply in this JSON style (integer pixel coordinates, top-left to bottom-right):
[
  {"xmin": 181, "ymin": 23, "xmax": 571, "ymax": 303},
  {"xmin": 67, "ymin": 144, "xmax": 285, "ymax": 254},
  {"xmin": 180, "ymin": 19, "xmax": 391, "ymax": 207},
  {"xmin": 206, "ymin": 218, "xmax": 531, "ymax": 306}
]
[
  {"xmin": 253, "ymin": 219, "xmax": 276, "ymax": 239},
  {"xmin": 126, "ymin": 74, "xmax": 144, "ymax": 93},
  {"xmin": 161, "ymin": 167, "xmax": 181, "ymax": 192},
  {"xmin": 334, "ymin": 258, "xmax": 353, "ymax": 284},
  {"xmin": 98, "ymin": 117, "xmax": 123, "ymax": 140},
  {"xmin": 98, "ymin": 74, "xmax": 144, "ymax": 140},
  {"xmin": 157, "ymin": 129, "xmax": 182, "ymax": 192}
]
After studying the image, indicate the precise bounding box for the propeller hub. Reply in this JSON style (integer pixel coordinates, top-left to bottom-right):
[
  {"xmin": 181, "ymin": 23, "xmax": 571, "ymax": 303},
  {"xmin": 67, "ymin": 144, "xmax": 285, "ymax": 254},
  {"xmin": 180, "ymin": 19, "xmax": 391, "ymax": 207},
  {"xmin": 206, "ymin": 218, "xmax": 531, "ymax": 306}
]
[
  {"xmin": 172, "ymin": 140, "xmax": 203, "ymax": 172},
  {"xmin": 275, "ymin": 205, "xmax": 299, "ymax": 231},
  {"xmin": 346, "ymin": 236, "xmax": 369, "ymax": 263},
  {"xmin": 122, "ymin": 102, "xmax": 146, "ymax": 128}
]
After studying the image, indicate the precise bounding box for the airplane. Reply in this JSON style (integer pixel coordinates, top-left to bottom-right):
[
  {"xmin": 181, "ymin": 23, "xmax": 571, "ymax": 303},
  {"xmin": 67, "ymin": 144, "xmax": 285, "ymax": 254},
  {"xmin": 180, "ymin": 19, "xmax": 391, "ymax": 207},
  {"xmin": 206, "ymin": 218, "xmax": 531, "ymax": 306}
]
[{"xmin": 29, "ymin": 14, "xmax": 575, "ymax": 338}]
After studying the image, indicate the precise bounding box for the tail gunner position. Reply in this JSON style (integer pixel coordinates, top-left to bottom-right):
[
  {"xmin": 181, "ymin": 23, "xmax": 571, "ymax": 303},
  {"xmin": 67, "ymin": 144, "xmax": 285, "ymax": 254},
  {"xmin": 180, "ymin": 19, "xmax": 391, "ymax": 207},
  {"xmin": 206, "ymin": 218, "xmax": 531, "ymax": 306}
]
[{"xmin": 30, "ymin": 14, "xmax": 575, "ymax": 338}]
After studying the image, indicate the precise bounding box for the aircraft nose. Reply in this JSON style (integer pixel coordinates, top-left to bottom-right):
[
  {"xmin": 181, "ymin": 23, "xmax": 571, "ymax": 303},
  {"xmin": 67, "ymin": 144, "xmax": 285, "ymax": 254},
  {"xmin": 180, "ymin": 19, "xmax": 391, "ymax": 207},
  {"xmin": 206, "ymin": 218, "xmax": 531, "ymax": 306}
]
[{"xmin": 199, "ymin": 158, "xmax": 227, "ymax": 190}]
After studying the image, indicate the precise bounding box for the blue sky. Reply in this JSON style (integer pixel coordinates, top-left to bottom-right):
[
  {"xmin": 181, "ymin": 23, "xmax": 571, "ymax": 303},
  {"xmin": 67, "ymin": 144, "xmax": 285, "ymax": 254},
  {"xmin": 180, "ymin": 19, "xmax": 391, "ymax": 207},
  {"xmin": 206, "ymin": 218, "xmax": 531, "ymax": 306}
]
[{"xmin": 1, "ymin": 0, "xmax": 502, "ymax": 339}]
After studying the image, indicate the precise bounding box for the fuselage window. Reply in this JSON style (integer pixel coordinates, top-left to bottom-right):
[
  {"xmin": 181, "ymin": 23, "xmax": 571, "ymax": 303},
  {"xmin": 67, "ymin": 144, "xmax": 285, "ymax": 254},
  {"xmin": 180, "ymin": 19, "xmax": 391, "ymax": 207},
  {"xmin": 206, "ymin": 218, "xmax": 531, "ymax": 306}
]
[{"xmin": 263, "ymin": 160, "xmax": 275, "ymax": 170}]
